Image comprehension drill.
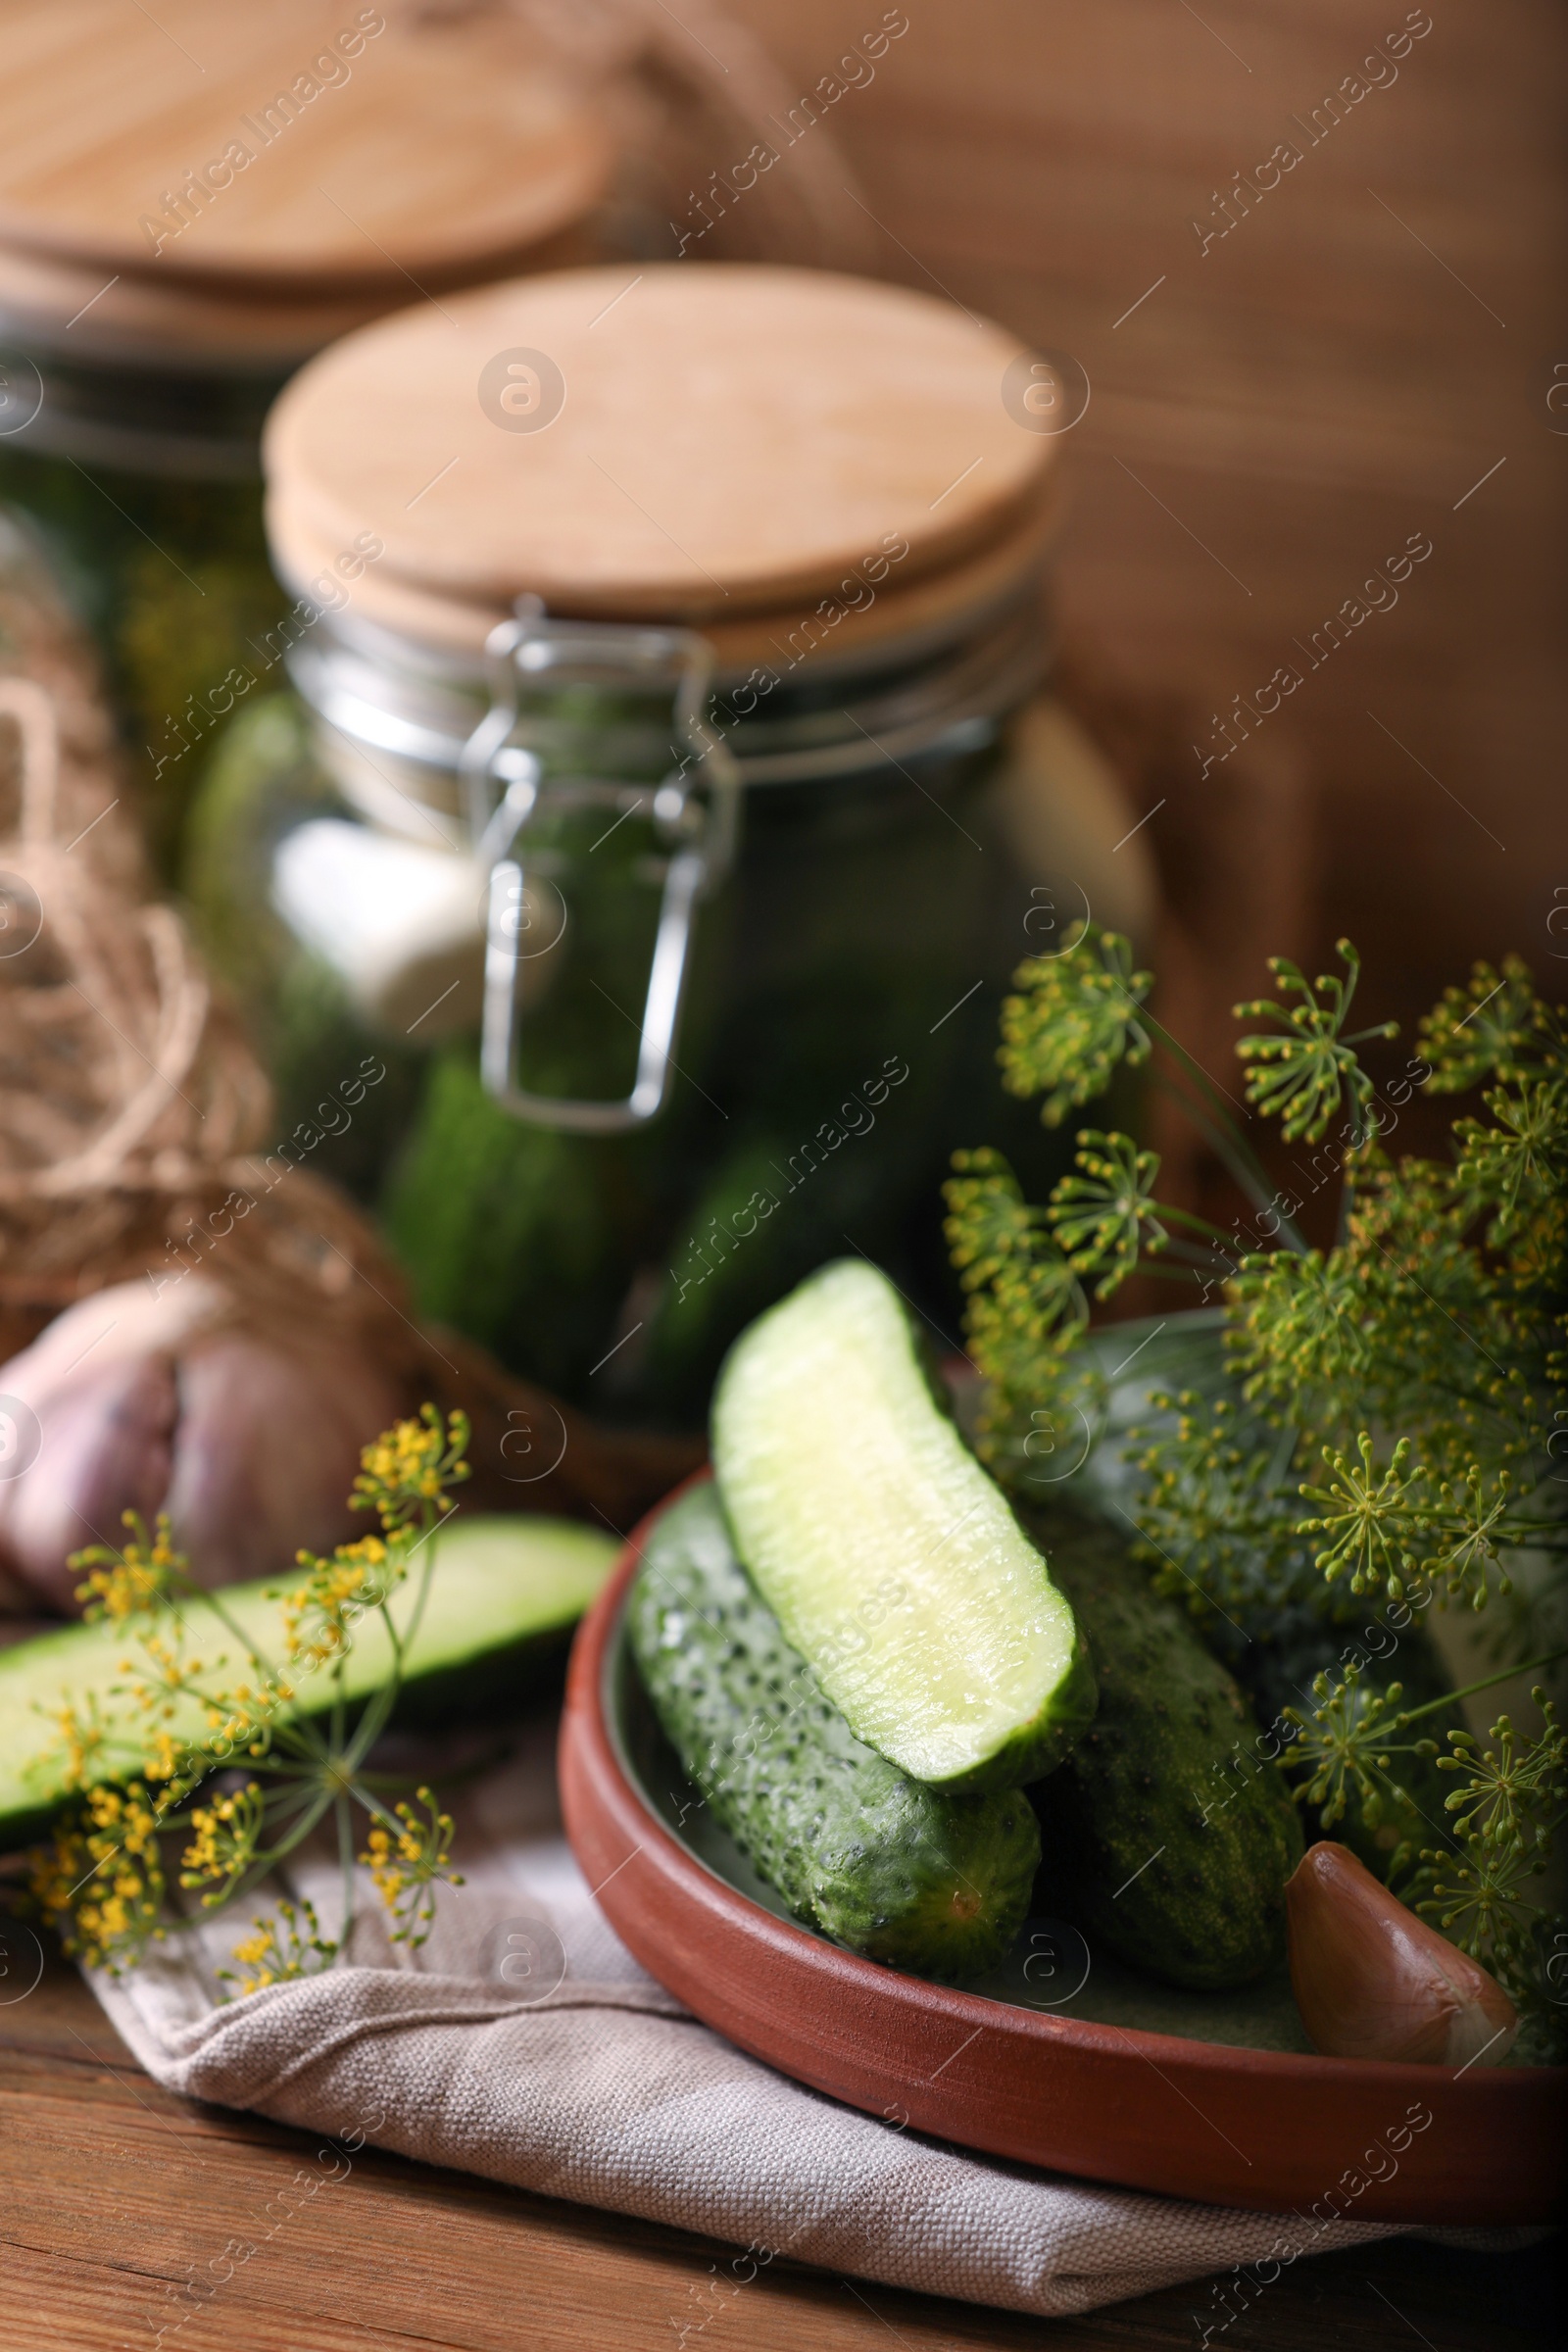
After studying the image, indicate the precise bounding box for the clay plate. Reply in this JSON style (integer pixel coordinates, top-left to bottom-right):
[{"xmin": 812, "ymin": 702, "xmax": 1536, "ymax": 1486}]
[{"xmin": 559, "ymin": 1483, "xmax": 1565, "ymax": 2224}]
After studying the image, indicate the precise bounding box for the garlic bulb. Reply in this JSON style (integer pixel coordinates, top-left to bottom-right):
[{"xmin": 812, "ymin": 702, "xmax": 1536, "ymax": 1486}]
[
  {"xmin": 1287, "ymin": 1839, "xmax": 1518, "ymax": 2067},
  {"xmin": 0, "ymin": 1277, "xmax": 408, "ymax": 1612}
]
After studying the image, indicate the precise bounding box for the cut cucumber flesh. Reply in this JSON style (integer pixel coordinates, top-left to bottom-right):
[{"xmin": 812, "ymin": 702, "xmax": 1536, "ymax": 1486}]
[
  {"xmin": 711, "ymin": 1258, "xmax": 1096, "ymax": 1790},
  {"xmin": 0, "ymin": 1515, "xmax": 616, "ymax": 1849}
]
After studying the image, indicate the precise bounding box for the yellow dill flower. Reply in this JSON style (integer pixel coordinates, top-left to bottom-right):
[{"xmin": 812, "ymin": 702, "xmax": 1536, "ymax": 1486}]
[
  {"xmin": 29, "ymin": 1783, "xmax": 168, "ymax": 1970},
  {"xmin": 141, "ymin": 1731, "xmax": 203, "ymax": 1807},
  {"xmin": 218, "ymin": 1895, "xmax": 337, "ymax": 2000},
  {"xmin": 37, "ymin": 1697, "xmax": 110, "ymax": 1792},
  {"xmin": 73, "ymin": 1512, "xmax": 186, "ymax": 1622},
  {"xmin": 280, "ymin": 1535, "xmax": 393, "ymax": 1667},
  {"xmin": 26, "ymin": 1403, "xmax": 466, "ymax": 1983},
  {"xmin": 352, "ymin": 1406, "xmax": 469, "ymax": 1534},
  {"xmin": 179, "ymin": 1782, "xmax": 265, "ymax": 1904},
  {"xmin": 125, "ymin": 1631, "xmax": 207, "ymax": 1712},
  {"xmin": 361, "ymin": 1787, "xmax": 463, "ymax": 1946}
]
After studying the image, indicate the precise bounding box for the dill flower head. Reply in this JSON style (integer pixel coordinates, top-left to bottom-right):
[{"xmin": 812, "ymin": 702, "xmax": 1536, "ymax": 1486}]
[
  {"xmin": 361, "ymin": 1787, "xmax": 463, "ymax": 1946},
  {"xmin": 1233, "ymin": 940, "xmax": 1397, "ymax": 1146},
  {"xmin": 74, "ymin": 1512, "xmax": 186, "ymax": 1623},
  {"xmin": 219, "ymin": 1894, "xmax": 337, "ymax": 1999},
  {"xmin": 998, "ymin": 925, "xmax": 1152, "ymax": 1129},
  {"xmin": 1419, "ymin": 954, "xmax": 1555, "ymax": 1093},
  {"xmin": 352, "ymin": 1405, "xmax": 469, "ymax": 1534},
  {"xmin": 24, "ymin": 1399, "xmax": 469, "ymax": 1989},
  {"xmin": 31, "ymin": 1783, "xmax": 169, "ymax": 1971},
  {"xmin": 179, "ymin": 1781, "xmax": 266, "ymax": 1906},
  {"xmin": 39, "ymin": 1695, "xmax": 109, "ymax": 1793},
  {"xmin": 281, "ymin": 1535, "xmax": 391, "ymax": 1668}
]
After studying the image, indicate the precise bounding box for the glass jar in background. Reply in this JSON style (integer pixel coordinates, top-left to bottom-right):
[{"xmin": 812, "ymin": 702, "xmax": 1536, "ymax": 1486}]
[
  {"xmin": 0, "ymin": 0, "xmax": 615, "ymax": 875},
  {"xmin": 186, "ymin": 263, "xmax": 1157, "ymax": 1419}
]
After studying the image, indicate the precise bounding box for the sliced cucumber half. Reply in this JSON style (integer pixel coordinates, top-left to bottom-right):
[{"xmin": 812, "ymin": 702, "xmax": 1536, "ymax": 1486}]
[
  {"xmin": 711, "ymin": 1258, "xmax": 1096, "ymax": 1790},
  {"xmin": 0, "ymin": 1514, "xmax": 617, "ymax": 1848}
]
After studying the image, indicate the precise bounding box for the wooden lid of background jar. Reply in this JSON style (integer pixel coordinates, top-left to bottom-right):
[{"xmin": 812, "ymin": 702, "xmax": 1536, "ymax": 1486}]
[
  {"xmin": 0, "ymin": 1, "xmax": 612, "ymax": 348},
  {"xmin": 264, "ymin": 263, "xmax": 1064, "ymax": 640}
]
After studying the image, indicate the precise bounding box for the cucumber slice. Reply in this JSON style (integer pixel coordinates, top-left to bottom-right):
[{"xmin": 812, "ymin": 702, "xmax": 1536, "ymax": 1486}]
[
  {"xmin": 630, "ymin": 1482, "xmax": 1040, "ymax": 1979},
  {"xmin": 711, "ymin": 1258, "xmax": 1096, "ymax": 1790},
  {"xmin": 0, "ymin": 1515, "xmax": 616, "ymax": 1849}
]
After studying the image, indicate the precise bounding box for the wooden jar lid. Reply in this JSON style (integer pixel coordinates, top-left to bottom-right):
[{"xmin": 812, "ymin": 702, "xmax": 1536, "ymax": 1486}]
[
  {"xmin": 0, "ymin": 0, "xmax": 612, "ymax": 350},
  {"xmin": 266, "ymin": 264, "xmax": 1062, "ymax": 638}
]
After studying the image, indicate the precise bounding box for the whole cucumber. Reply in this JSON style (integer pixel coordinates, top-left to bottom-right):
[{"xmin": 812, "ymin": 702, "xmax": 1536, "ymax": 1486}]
[
  {"xmin": 629, "ymin": 1483, "xmax": 1040, "ymax": 1981},
  {"xmin": 1025, "ymin": 1510, "xmax": 1303, "ymax": 1991}
]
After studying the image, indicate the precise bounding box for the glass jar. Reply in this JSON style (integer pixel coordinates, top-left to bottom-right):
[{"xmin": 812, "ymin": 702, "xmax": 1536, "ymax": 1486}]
[
  {"xmin": 0, "ymin": 2, "xmax": 614, "ymax": 872},
  {"xmin": 186, "ymin": 262, "xmax": 1156, "ymax": 1419}
]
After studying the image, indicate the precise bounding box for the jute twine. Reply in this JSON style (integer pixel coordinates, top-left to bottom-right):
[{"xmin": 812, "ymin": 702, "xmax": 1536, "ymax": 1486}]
[{"xmin": 0, "ymin": 570, "xmax": 421, "ymax": 1374}]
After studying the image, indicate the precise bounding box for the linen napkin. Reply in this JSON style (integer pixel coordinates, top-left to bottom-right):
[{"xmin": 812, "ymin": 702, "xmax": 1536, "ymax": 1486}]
[{"xmin": 85, "ymin": 1714, "xmax": 1521, "ymax": 2323}]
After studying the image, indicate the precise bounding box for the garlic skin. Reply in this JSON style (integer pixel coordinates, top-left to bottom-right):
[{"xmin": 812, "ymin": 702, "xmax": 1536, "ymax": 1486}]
[
  {"xmin": 0, "ymin": 1278, "xmax": 406, "ymax": 1612},
  {"xmin": 1287, "ymin": 1839, "xmax": 1518, "ymax": 2068}
]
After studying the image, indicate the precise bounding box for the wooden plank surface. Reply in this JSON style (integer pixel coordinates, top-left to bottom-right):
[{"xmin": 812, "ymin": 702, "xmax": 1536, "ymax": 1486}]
[
  {"xmin": 0, "ymin": 1930, "xmax": 1557, "ymax": 2352},
  {"xmin": 722, "ymin": 0, "xmax": 1568, "ymax": 1022}
]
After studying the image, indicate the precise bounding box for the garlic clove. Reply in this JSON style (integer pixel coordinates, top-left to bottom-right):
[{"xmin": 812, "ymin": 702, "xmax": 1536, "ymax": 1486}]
[{"xmin": 1287, "ymin": 1839, "xmax": 1518, "ymax": 2067}]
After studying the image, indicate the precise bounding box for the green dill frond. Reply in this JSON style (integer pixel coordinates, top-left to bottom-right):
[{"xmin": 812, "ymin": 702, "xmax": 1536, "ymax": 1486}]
[
  {"xmin": 943, "ymin": 1148, "xmax": 1094, "ymax": 1477},
  {"xmin": 997, "ymin": 924, "xmax": 1152, "ymax": 1128},
  {"xmin": 1420, "ymin": 955, "xmax": 1560, "ymax": 1094},
  {"xmin": 1046, "ymin": 1130, "xmax": 1167, "ymax": 1298},
  {"xmin": 1453, "ymin": 1074, "xmax": 1568, "ymax": 1241},
  {"xmin": 1233, "ymin": 937, "xmax": 1396, "ymax": 1145}
]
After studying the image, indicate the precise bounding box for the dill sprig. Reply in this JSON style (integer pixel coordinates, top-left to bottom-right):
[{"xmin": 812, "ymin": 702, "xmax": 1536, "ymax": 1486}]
[
  {"xmin": 947, "ymin": 922, "xmax": 1568, "ymax": 2026},
  {"xmin": 27, "ymin": 1406, "xmax": 470, "ymax": 1992}
]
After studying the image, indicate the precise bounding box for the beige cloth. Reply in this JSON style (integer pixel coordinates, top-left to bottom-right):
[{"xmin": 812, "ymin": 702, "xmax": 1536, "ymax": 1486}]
[{"xmin": 85, "ymin": 1719, "xmax": 1518, "ymax": 2322}]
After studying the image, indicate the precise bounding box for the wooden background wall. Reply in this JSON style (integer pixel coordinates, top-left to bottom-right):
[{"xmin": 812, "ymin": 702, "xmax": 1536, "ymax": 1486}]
[{"xmin": 722, "ymin": 0, "xmax": 1567, "ymax": 1024}]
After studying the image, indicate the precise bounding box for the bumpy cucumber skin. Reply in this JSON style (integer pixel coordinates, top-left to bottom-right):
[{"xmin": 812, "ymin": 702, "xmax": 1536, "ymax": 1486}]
[
  {"xmin": 629, "ymin": 1485, "xmax": 1041, "ymax": 1981},
  {"xmin": 711, "ymin": 1259, "xmax": 1097, "ymax": 1793},
  {"xmin": 1025, "ymin": 1511, "xmax": 1303, "ymax": 1991}
]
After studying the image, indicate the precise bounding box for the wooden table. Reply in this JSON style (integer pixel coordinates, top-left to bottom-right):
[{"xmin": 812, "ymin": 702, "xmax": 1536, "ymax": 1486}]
[{"xmin": 1, "ymin": 1933, "xmax": 1555, "ymax": 2352}]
